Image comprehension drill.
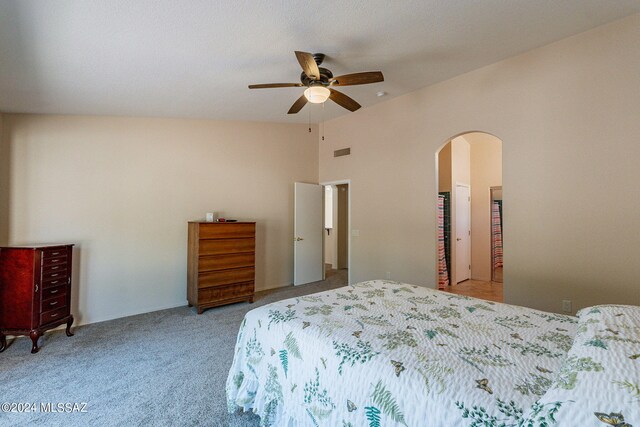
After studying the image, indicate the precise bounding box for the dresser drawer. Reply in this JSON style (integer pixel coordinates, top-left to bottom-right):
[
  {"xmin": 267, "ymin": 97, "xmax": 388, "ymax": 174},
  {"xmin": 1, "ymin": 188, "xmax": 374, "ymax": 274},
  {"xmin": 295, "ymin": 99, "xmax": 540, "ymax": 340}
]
[
  {"xmin": 42, "ymin": 271, "xmax": 68, "ymax": 287},
  {"xmin": 43, "ymin": 255, "xmax": 67, "ymax": 267},
  {"xmin": 43, "ymin": 262, "xmax": 66, "ymax": 275},
  {"xmin": 198, "ymin": 267, "xmax": 255, "ymax": 288},
  {"xmin": 42, "ymin": 248, "xmax": 67, "ymax": 259},
  {"xmin": 198, "ymin": 282, "xmax": 254, "ymax": 303},
  {"xmin": 40, "ymin": 307, "xmax": 68, "ymax": 324},
  {"xmin": 198, "ymin": 253, "xmax": 255, "ymax": 272},
  {"xmin": 41, "ymin": 294, "xmax": 66, "ymax": 311},
  {"xmin": 198, "ymin": 223, "xmax": 255, "ymax": 239},
  {"xmin": 199, "ymin": 238, "xmax": 255, "ymax": 256},
  {"xmin": 42, "ymin": 284, "xmax": 67, "ymax": 300}
]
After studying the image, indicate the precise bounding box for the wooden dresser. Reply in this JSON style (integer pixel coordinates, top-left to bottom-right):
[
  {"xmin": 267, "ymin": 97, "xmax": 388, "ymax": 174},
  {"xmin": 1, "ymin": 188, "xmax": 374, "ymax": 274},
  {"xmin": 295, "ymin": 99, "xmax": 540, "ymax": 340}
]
[
  {"xmin": 187, "ymin": 222, "xmax": 255, "ymax": 314},
  {"xmin": 0, "ymin": 244, "xmax": 74, "ymax": 354}
]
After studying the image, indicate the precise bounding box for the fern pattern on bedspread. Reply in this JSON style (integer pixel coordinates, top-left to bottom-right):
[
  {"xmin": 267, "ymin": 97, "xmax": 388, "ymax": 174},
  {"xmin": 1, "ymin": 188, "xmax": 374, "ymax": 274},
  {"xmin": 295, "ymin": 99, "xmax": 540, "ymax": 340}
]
[
  {"xmin": 520, "ymin": 304, "xmax": 640, "ymax": 427},
  {"xmin": 226, "ymin": 280, "xmax": 581, "ymax": 426}
]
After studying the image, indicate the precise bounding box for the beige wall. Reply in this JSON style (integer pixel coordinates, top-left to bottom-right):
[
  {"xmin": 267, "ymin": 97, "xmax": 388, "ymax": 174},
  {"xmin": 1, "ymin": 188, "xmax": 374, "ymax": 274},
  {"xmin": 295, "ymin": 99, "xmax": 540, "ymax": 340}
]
[
  {"xmin": 449, "ymin": 136, "xmax": 471, "ymax": 285},
  {"xmin": 2, "ymin": 114, "xmax": 318, "ymax": 324},
  {"xmin": 0, "ymin": 113, "xmax": 8, "ymax": 245},
  {"xmin": 437, "ymin": 142, "xmax": 451, "ymax": 192},
  {"xmin": 468, "ymin": 132, "xmax": 502, "ymax": 281},
  {"xmin": 319, "ymin": 15, "xmax": 640, "ymax": 314},
  {"xmin": 451, "ymin": 136, "xmax": 471, "ymax": 186}
]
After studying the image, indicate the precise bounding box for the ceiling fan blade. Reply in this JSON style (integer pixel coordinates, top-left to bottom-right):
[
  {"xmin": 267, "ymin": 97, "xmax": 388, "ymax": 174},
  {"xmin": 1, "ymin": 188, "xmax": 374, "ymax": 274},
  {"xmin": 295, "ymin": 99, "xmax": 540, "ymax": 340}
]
[
  {"xmin": 287, "ymin": 94, "xmax": 308, "ymax": 114},
  {"xmin": 248, "ymin": 83, "xmax": 303, "ymax": 89},
  {"xmin": 330, "ymin": 71, "xmax": 384, "ymax": 86},
  {"xmin": 294, "ymin": 51, "xmax": 321, "ymax": 80},
  {"xmin": 329, "ymin": 88, "xmax": 361, "ymax": 112}
]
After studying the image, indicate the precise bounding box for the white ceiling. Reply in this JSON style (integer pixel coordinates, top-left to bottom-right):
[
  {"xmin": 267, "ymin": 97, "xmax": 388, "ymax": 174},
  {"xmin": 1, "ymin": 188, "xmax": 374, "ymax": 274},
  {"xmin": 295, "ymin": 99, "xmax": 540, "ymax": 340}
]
[{"xmin": 1, "ymin": 1, "xmax": 639, "ymax": 123}]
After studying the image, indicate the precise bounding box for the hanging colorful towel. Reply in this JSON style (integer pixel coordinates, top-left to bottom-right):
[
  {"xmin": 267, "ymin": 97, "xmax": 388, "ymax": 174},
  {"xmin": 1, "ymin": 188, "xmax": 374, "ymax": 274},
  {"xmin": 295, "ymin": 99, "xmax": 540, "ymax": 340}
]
[
  {"xmin": 492, "ymin": 201, "xmax": 503, "ymax": 268},
  {"xmin": 437, "ymin": 195, "xmax": 449, "ymax": 288}
]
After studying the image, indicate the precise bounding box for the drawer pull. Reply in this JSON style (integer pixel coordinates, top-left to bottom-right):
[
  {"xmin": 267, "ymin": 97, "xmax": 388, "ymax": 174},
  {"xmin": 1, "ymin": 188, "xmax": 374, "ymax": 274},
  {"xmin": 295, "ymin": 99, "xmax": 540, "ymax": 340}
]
[
  {"xmin": 51, "ymin": 313, "xmax": 59, "ymax": 318},
  {"xmin": 51, "ymin": 252, "xmax": 60, "ymax": 256},
  {"xmin": 50, "ymin": 301, "xmax": 58, "ymax": 306},
  {"xmin": 51, "ymin": 266, "xmax": 59, "ymax": 270},
  {"xmin": 50, "ymin": 289, "xmax": 59, "ymax": 294},
  {"xmin": 50, "ymin": 280, "xmax": 59, "ymax": 285},
  {"xmin": 51, "ymin": 274, "xmax": 58, "ymax": 277}
]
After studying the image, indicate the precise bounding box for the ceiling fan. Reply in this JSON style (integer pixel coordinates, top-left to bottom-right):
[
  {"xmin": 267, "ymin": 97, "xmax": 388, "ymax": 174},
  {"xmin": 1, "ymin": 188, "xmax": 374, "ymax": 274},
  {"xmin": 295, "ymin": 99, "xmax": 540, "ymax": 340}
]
[{"xmin": 248, "ymin": 51, "xmax": 384, "ymax": 114}]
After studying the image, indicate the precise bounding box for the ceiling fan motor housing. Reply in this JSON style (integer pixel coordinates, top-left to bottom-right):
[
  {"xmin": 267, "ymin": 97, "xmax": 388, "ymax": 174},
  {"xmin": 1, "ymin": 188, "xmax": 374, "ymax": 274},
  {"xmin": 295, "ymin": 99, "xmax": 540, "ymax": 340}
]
[
  {"xmin": 301, "ymin": 67, "xmax": 333, "ymax": 86},
  {"xmin": 300, "ymin": 53, "xmax": 332, "ymax": 86}
]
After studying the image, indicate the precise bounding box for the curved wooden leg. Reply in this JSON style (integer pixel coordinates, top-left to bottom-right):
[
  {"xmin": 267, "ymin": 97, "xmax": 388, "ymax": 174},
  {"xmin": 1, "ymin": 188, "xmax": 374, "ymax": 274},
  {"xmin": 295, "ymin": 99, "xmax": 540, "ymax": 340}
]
[
  {"xmin": 0, "ymin": 333, "xmax": 6, "ymax": 352},
  {"xmin": 29, "ymin": 330, "xmax": 41, "ymax": 354},
  {"xmin": 65, "ymin": 315, "xmax": 74, "ymax": 337}
]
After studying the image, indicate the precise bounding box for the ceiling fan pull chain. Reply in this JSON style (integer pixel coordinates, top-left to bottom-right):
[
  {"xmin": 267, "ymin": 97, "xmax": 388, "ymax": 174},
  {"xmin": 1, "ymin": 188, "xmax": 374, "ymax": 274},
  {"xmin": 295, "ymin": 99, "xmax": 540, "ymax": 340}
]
[{"xmin": 308, "ymin": 108, "xmax": 311, "ymax": 133}]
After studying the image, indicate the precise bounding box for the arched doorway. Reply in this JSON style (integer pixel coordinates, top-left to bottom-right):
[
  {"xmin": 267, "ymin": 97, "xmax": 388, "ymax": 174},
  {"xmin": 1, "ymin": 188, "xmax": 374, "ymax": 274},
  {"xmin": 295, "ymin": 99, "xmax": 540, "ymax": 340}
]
[{"xmin": 435, "ymin": 132, "xmax": 503, "ymax": 301}]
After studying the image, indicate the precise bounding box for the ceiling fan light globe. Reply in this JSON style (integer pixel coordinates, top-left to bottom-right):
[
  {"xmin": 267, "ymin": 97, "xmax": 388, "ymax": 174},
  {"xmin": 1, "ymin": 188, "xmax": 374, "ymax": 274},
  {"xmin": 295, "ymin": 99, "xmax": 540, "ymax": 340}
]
[{"xmin": 304, "ymin": 86, "xmax": 330, "ymax": 104}]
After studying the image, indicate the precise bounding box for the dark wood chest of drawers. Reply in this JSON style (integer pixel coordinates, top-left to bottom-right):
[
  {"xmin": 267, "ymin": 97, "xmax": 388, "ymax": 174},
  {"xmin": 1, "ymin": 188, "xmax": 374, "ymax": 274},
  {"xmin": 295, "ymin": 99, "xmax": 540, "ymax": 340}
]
[
  {"xmin": 0, "ymin": 245, "xmax": 74, "ymax": 353},
  {"xmin": 187, "ymin": 222, "xmax": 255, "ymax": 314}
]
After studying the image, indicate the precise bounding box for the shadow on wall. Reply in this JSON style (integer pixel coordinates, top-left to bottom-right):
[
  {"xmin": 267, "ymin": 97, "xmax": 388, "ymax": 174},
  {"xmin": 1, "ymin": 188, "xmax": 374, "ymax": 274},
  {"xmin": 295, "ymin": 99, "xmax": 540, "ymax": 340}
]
[{"xmin": 0, "ymin": 114, "xmax": 10, "ymax": 245}]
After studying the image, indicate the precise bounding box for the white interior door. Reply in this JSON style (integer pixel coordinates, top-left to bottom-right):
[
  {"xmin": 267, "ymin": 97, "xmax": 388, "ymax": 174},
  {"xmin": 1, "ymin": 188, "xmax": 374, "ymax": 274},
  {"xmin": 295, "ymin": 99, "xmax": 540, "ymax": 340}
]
[
  {"xmin": 456, "ymin": 185, "xmax": 471, "ymax": 283},
  {"xmin": 294, "ymin": 182, "xmax": 323, "ymax": 285}
]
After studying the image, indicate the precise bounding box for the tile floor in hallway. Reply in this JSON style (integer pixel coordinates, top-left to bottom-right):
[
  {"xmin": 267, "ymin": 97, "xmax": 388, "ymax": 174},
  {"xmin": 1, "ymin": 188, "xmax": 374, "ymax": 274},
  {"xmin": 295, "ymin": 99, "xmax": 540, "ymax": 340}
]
[{"xmin": 442, "ymin": 278, "xmax": 504, "ymax": 303}]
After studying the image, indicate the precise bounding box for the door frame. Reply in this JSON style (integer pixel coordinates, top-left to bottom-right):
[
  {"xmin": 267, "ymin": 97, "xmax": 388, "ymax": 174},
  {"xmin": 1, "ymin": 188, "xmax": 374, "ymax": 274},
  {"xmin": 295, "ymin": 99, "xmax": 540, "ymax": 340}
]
[
  {"xmin": 454, "ymin": 182, "xmax": 471, "ymax": 284},
  {"xmin": 319, "ymin": 179, "xmax": 351, "ymax": 285}
]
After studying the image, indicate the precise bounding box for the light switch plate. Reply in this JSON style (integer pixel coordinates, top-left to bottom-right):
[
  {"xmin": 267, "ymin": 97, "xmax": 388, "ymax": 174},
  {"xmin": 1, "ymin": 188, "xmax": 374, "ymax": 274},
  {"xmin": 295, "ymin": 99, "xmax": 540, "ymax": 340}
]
[
  {"xmin": 351, "ymin": 229, "xmax": 360, "ymax": 237},
  {"xmin": 562, "ymin": 300, "xmax": 572, "ymax": 313}
]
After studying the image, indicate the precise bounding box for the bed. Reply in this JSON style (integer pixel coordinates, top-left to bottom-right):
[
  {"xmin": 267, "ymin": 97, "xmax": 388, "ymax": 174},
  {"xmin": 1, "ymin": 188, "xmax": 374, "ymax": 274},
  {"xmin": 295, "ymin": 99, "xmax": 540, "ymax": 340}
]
[{"xmin": 226, "ymin": 280, "xmax": 640, "ymax": 426}]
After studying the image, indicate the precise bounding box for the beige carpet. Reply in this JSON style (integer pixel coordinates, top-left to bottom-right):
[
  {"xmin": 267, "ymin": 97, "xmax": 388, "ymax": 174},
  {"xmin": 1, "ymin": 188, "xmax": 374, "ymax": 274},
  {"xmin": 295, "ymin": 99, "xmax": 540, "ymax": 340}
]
[{"xmin": 0, "ymin": 271, "xmax": 348, "ymax": 427}]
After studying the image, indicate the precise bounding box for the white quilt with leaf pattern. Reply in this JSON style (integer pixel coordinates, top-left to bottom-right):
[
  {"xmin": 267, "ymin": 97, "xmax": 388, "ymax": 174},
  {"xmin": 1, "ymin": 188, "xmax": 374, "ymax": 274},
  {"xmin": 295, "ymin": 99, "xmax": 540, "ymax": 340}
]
[
  {"xmin": 522, "ymin": 304, "xmax": 639, "ymax": 427},
  {"xmin": 226, "ymin": 280, "xmax": 635, "ymax": 426}
]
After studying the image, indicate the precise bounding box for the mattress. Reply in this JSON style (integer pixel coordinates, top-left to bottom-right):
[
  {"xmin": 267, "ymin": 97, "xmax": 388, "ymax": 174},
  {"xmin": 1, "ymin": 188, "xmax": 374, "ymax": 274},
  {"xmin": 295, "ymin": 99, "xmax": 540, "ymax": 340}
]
[{"xmin": 226, "ymin": 280, "xmax": 639, "ymax": 426}]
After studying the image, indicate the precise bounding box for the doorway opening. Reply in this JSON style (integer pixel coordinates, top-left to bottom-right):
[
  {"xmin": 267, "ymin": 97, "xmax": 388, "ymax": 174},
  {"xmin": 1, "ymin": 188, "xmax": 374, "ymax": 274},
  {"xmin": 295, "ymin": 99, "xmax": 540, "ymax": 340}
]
[
  {"xmin": 435, "ymin": 132, "xmax": 503, "ymax": 302},
  {"xmin": 293, "ymin": 181, "xmax": 350, "ymax": 288},
  {"xmin": 323, "ymin": 182, "xmax": 349, "ymax": 285}
]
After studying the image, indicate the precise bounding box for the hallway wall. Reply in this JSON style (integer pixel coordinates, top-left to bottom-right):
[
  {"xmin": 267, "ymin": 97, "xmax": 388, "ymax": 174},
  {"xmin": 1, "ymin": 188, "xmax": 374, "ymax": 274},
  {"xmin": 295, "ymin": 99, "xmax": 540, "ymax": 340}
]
[{"xmin": 469, "ymin": 133, "xmax": 502, "ymax": 281}]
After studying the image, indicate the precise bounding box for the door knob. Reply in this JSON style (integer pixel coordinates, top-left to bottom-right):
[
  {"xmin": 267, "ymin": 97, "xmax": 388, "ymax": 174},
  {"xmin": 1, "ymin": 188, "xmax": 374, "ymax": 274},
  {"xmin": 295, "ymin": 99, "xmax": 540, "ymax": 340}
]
[
  {"xmin": 456, "ymin": 238, "xmax": 462, "ymax": 241},
  {"xmin": 295, "ymin": 237, "xmax": 304, "ymax": 242}
]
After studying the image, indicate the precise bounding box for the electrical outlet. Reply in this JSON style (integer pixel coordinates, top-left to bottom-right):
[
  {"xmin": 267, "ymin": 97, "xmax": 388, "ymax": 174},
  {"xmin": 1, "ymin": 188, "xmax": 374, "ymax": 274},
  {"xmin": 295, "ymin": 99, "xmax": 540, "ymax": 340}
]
[
  {"xmin": 562, "ymin": 300, "xmax": 572, "ymax": 313},
  {"xmin": 385, "ymin": 271, "xmax": 391, "ymax": 279}
]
